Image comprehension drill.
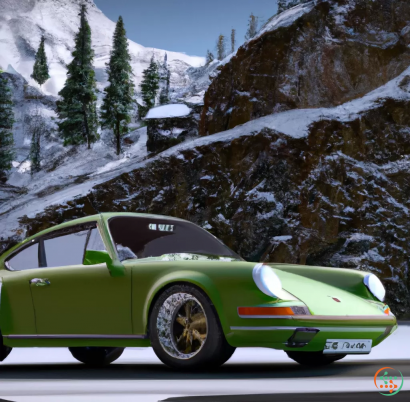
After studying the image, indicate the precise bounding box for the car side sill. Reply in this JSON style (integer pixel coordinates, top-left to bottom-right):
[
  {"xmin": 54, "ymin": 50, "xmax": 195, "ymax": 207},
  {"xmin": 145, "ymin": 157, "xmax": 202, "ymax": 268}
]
[
  {"xmin": 230, "ymin": 326, "xmax": 387, "ymax": 332},
  {"xmin": 5, "ymin": 334, "xmax": 148, "ymax": 340}
]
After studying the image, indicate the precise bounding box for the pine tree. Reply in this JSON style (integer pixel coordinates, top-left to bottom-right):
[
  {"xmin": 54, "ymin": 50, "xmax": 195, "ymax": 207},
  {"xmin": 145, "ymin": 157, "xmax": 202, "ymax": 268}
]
[
  {"xmin": 0, "ymin": 75, "xmax": 15, "ymax": 179},
  {"xmin": 31, "ymin": 35, "xmax": 50, "ymax": 88},
  {"xmin": 26, "ymin": 108, "xmax": 48, "ymax": 174},
  {"xmin": 216, "ymin": 34, "xmax": 227, "ymax": 61},
  {"xmin": 100, "ymin": 16, "xmax": 135, "ymax": 156},
  {"xmin": 245, "ymin": 13, "xmax": 259, "ymax": 40},
  {"xmin": 30, "ymin": 128, "xmax": 41, "ymax": 174},
  {"xmin": 140, "ymin": 55, "xmax": 159, "ymax": 117},
  {"xmin": 159, "ymin": 53, "xmax": 171, "ymax": 105},
  {"xmin": 278, "ymin": 0, "xmax": 288, "ymax": 13},
  {"xmin": 57, "ymin": 4, "xmax": 98, "ymax": 149},
  {"xmin": 206, "ymin": 50, "xmax": 215, "ymax": 64},
  {"xmin": 231, "ymin": 29, "xmax": 236, "ymax": 54}
]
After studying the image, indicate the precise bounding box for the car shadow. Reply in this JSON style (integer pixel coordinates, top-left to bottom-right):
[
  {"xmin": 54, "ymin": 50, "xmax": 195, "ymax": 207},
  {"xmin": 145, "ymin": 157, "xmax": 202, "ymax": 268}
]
[
  {"xmin": 160, "ymin": 391, "xmax": 410, "ymax": 402},
  {"xmin": 0, "ymin": 360, "xmax": 408, "ymax": 381}
]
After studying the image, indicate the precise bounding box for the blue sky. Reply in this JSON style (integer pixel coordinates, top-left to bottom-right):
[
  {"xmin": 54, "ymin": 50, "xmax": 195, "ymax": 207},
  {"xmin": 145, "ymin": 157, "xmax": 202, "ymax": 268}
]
[{"xmin": 94, "ymin": 0, "xmax": 278, "ymax": 57}]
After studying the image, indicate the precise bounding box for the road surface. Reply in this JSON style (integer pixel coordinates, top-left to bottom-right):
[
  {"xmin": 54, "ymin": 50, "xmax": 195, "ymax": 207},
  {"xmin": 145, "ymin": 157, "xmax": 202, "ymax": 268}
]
[{"xmin": 0, "ymin": 325, "xmax": 408, "ymax": 402}]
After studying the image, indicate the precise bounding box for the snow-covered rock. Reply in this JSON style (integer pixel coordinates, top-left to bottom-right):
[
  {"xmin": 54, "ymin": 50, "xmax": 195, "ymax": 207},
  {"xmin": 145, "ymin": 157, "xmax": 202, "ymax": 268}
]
[
  {"xmin": 145, "ymin": 104, "xmax": 199, "ymax": 153},
  {"xmin": 256, "ymin": 1, "xmax": 315, "ymax": 42}
]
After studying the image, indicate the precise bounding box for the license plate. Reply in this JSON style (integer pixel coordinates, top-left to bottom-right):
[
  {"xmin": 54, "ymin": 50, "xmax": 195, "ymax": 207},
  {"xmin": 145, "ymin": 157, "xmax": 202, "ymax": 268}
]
[{"xmin": 324, "ymin": 339, "xmax": 372, "ymax": 354}]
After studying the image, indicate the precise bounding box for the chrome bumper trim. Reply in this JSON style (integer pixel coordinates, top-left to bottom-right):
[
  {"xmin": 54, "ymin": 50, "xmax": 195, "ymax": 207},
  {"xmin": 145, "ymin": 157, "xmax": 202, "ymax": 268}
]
[
  {"xmin": 230, "ymin": 326, "xmax": 387, "ymax": 332},
  {"xmin": 238, "ymin": 315, "xmax": 295, "ymax": 319}
]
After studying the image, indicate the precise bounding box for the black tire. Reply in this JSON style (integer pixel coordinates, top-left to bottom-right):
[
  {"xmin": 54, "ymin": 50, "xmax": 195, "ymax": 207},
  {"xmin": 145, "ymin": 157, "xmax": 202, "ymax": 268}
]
[
  {"xmin": 0, "ymin": 331, "xmax": 12, "ymax": 363},
  {"xmin": 149, "ymin": 284, "xmax": 234, "ymax": 370},
  {"xmin": 214, "ymin": 336, "xmax": 236, "ymax": 366},
  {"xmin": 69, "ymin": 347, "xmax": 124, "ymax": 367},
  {"xmin": 286, "ymin": 351, "xmax": 346, "ymax": 366}
]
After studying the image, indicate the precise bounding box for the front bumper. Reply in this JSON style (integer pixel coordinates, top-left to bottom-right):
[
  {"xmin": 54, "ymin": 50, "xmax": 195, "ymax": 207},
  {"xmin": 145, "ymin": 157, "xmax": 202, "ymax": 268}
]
[{"xmin": 226, "ymin": 315, "xmax": 397, "ymax": 351}]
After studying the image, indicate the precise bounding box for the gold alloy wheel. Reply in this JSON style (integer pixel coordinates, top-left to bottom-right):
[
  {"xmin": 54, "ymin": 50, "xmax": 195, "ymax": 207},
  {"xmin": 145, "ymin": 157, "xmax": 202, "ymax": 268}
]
[
  {"xmin": 157, "ymin": 293, "xmax": 208, "ymax": 359},
  {"xmin": 173, "ymin": 299, "xmax": 207, "ymax": 355}
]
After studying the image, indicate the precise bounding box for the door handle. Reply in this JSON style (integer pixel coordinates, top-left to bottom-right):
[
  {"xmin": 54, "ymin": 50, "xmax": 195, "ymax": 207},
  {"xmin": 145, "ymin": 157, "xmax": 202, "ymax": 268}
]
[{"xmin": 30, "ymin": 278, "xmax": 51, "ymax": 287}]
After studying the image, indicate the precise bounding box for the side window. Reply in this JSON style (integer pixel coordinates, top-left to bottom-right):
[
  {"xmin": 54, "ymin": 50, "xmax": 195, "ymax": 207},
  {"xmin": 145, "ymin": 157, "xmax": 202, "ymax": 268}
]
[
  {"xmin": 7, "ymin": 243, "xmax": 40, "ymax": 271},
  {"xmin": 84, "ymin": 228, "xmax": 110, "ymax": 266},
  {"xmin": 44, "ymin": 230, "xmax": 89, "ymax": 268},
  {"xmin": 87, "ymin": 228, "xmax": 106, "ymax": 252}
]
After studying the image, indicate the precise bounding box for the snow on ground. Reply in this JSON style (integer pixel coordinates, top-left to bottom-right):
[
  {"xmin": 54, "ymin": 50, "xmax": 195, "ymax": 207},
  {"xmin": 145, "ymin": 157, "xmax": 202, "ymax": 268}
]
[
  {"xmin": 145, "ymin": 104, "xmax": 191, "ymax": 119},
  {"xmin": 184, "ymin": 91, "xmax": 206, "ymax": 105},
  {"xmin": 1, "ymin": 126, "xmax": 148, "ymax": 237},
  {"xmin": 2, "ymin": 63, "xmax": 410, "ymax": 238}
]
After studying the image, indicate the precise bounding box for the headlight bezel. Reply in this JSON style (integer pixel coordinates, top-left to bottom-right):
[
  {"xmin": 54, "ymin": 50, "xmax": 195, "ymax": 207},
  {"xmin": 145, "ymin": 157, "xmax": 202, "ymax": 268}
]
[
  {"xmin": 252, "ymin": 263, "xmax": 283, "ymax": 298},
  {"xmin": 363, "ymin": 273, "xmax": 386, "ymax": 302}
]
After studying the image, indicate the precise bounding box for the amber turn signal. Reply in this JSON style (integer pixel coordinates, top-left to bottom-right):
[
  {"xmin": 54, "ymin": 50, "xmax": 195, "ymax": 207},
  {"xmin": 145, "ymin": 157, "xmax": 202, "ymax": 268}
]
[{"xmin": 238, "ymin": 307, "xmax": 295, "ymax": 317}]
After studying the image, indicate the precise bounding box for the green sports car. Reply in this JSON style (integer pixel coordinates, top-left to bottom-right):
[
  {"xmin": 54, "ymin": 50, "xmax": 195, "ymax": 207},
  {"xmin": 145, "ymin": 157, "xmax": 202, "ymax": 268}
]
[{"xmin": 0, "ymin": 213, "xmax": 397, "ymax": 369}]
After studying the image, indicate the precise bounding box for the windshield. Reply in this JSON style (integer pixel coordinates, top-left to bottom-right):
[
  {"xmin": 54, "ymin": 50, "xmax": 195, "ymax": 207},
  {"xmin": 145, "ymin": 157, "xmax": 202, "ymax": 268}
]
[{"xmin": 108, "ymin": 216, "xmax": 241, "ymax": 261}]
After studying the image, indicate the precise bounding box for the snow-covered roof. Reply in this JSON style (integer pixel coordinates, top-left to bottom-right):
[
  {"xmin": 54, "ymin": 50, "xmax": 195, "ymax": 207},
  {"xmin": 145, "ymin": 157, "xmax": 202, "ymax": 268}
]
[{"xmin": 145, "ymin": 104, "xmax": 192, "ymax": 119}]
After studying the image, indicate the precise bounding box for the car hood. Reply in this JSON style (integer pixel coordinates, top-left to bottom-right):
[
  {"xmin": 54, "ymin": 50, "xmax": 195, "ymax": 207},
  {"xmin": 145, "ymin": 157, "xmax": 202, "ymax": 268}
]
[{"xmin": 274, "ymin": 269, "xmax": 385, "ymax": 316}]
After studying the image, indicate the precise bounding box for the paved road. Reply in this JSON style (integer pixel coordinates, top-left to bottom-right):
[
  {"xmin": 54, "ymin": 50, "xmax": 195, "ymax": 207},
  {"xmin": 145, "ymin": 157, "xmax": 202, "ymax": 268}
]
[{"xmin": 0, "ymin": 325, "xmax": 408, "ymax": 402}]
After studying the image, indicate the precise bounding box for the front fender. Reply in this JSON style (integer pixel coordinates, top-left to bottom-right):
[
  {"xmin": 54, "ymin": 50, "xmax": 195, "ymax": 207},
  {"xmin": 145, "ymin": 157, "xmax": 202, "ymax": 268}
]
[{"xmin": 142, "ymin": 270, "xmax": 229, "ymax": 336}]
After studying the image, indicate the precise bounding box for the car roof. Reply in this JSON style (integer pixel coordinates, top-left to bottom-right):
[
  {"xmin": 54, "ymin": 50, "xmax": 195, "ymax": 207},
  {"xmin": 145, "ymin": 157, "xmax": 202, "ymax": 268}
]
[{"xmin": 0, "ymin": 212, "xmax": 188, "ymax": 262}]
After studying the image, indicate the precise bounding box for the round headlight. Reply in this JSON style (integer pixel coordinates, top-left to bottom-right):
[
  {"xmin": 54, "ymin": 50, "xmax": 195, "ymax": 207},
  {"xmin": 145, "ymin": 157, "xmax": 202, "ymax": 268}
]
[
  {"xmin": 364, "ymin": 274, "xmax": 386, "ymax": 302},
  {"xmin": 252, "ymin": 263, "xmax": 282, "ymax": 298}
]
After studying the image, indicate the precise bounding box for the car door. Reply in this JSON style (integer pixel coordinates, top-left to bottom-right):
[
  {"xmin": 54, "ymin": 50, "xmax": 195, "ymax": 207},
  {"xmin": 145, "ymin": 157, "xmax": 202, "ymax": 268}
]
[
  {"xmin": 29, "ymin": 224, "xmax": 132, "ymax": 336},
  {"xmin": 1, "ymin": 241, "xmax": 39, "ymax": 336}
]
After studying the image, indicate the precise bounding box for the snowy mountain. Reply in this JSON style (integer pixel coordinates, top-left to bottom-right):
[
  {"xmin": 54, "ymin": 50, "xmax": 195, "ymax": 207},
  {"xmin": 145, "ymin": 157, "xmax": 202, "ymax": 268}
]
[{"xmin": 0, "ymin": 0, "xmax": 204, "ymax": 96}]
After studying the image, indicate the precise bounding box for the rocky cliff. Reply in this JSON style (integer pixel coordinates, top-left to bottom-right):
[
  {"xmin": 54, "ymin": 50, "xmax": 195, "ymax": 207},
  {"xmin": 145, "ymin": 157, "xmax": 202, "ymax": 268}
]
[{"xmin": 200, "ymin": 0, "xmax": 410, "ymax": 135}]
